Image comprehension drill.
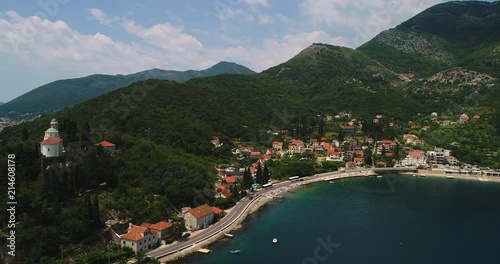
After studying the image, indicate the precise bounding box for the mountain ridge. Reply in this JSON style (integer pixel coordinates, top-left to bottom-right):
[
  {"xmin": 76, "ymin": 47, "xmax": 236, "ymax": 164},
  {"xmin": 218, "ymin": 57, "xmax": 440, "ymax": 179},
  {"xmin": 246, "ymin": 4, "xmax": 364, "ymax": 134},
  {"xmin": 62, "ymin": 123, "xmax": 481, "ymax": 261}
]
[
  {"xmin": 357, "ymin": 1, "xmax": 500, "ymax": 77},
  {"xmin": 0, "ymin": 61, "xmax": 255, "ymax": 118}
]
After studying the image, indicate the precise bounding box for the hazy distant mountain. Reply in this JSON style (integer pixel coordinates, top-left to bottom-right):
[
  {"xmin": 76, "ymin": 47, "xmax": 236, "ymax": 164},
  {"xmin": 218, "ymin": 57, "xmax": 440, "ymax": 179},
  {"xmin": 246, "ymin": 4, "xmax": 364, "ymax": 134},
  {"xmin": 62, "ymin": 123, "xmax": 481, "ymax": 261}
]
[
  {"xmin": 0, "ymin": 61, "xmax": 255, "ymax": 118},
  {"xmin": 0, "ymin": 102, "xmax": 3, "ymax": 106}
]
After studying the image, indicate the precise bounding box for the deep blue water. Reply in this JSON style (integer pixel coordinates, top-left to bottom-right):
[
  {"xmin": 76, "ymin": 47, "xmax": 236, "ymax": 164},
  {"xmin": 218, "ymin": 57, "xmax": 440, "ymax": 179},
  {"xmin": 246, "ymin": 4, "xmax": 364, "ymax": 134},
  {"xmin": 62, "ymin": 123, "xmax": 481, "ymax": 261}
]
[{"xmin": 174, "ymin": 175, "xmax": 500, "ymax": 264}]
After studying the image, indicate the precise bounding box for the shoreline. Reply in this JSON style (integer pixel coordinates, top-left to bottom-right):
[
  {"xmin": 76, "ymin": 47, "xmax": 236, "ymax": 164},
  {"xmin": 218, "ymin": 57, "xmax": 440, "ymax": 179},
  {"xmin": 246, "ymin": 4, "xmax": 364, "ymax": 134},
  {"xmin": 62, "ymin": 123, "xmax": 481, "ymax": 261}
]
[
  {"xmin": 159, "ymin": 170, "xmax": 376, "ymax": 263},
  {"xmin": 160, "ymin": 169, "xmax": 500, "ymax": 263}
]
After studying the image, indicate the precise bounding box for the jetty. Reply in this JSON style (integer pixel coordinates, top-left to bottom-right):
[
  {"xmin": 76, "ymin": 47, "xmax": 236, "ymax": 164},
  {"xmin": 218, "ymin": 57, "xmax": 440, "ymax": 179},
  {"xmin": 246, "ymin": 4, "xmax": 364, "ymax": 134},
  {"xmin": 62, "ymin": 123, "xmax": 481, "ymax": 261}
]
[{"xmin": 197, "ymin": 248, "xmax": 211, "ymax": 254}]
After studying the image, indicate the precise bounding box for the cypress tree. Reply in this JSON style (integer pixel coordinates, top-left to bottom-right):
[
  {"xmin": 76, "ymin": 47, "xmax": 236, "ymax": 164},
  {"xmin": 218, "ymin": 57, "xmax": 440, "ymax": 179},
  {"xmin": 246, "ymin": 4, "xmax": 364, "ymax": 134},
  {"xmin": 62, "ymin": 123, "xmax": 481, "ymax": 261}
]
[
  {"xmin": 256, "ymin": 162, "xmax": 263, "ymax": 185},
  {"xmin": 92, "ymin": 195, "xmax": 102, "ymax": 228},
  {"xmin": 263, "ymin": 163, "xmax": 270, "ymax": 184},
  {"xmin": 243, "ymin": 167, "xmax": 253, "ymax": 189}
]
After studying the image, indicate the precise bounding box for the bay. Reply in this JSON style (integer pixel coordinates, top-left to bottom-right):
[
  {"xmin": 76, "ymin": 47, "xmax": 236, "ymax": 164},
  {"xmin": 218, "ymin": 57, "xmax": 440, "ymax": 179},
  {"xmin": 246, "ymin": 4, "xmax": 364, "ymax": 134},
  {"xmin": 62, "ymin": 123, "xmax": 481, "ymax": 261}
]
[{"xmin": 174, "ymin": 175, "xmax": 500, "ymax": 264}]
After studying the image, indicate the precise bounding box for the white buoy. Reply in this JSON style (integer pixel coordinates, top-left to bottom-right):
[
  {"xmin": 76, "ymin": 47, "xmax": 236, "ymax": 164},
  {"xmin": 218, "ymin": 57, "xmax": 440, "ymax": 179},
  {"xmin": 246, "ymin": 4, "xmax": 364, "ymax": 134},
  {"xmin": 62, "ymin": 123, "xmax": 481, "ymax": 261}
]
[{"xmin": 272, "ymin": 238, "xmax": 278, "ymax": 244}]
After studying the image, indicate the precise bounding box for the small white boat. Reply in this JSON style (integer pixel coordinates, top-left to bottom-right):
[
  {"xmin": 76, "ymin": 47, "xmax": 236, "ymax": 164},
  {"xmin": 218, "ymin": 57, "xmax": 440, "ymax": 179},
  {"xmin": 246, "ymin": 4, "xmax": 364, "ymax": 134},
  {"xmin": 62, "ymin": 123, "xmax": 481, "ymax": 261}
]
[
  {"xmin": 377, "ymin": 175, "xmax": 383, "ymax": 178},
  {"xmin": 230, "ymin": 249, "xmax": 241, "ymax": 254},
  {"xmin": 329, "ymin": 181, "xmax": 335, "ymax": 183},
  {"xmin": 272, "ymin": 238, "xmax": 278, "ymax": 244}
]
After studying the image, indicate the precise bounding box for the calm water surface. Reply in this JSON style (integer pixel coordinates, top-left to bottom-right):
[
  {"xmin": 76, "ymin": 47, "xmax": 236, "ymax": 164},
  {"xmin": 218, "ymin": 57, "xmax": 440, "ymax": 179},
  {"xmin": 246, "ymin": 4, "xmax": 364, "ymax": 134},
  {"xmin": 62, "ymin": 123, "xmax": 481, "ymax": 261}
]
[{"xmin": 174, "ymin": 175, "xmax": 500, "ymax": 264}]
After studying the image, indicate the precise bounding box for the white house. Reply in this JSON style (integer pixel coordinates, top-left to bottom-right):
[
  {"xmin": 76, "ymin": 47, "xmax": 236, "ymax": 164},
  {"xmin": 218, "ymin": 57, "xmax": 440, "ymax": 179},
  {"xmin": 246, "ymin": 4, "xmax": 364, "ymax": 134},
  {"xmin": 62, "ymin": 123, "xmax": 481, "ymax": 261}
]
[
  {"xmin": 402, "ymin": 150, "xmax": 426, "ymax": 166},
  {"xmin": 184, "ymin": 204, "xmax": 215, "ymax": 231},
  {"xmin": 120, "ymin": 224, "xmax": 159, "ymax": 253},
  {"xmin": 427, "ymin": 147, "xmax": 451, "ymax": 165},
  {"xmin": 40, "ymin": 118, "xmax": 63, "ymax": 157}
]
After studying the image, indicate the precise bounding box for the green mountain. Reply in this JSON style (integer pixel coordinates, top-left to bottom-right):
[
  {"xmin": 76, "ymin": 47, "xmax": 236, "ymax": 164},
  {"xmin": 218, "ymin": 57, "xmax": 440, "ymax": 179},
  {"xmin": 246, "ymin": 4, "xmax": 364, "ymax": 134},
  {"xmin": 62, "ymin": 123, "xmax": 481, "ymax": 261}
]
[
  {"xmin": 259, "ymin": 44, "xmax": 421, "ymax": 118},
  {"xmin": 358, "ymin": 1, "xmax": 500, "ymax": 77},
  {"xmin": 0, "ymin": 61, "xmax": 255, "ymax": 118}
]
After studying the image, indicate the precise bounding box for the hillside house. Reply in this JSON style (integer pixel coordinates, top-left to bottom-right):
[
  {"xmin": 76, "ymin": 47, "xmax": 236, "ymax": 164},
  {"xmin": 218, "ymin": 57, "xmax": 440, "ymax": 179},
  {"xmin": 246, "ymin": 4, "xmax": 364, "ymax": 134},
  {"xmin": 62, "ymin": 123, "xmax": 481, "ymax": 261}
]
[
  {"xmin": 184, "ymin": 204, "xmax": 215, "ymax": 231},
  {"xmin": 95, "ymin": 140, "xmax": 116, "ymax": 152},
  {"xmin": 272, "ymin": 141, "xmax": 284, "ymax": 151},
  {"xmin": 120, "ymin": 224, "xmax": 159, "ymax": 253}
]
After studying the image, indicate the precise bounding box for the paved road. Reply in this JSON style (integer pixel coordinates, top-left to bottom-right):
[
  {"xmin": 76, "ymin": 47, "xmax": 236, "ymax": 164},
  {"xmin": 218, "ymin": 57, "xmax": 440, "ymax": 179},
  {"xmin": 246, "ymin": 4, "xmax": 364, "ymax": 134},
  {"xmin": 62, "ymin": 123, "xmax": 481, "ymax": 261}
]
[{"xmin": 147, "ymin": 167, "xmax": 417, "ymax": 260}]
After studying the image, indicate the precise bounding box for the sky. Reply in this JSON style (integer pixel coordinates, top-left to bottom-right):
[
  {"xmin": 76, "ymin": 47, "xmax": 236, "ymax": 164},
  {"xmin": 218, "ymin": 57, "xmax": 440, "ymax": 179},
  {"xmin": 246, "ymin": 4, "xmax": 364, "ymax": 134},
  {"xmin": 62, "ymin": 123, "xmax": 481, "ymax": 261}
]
[{"xmin": 0, "ymin": 0, "xmax": 493, "ymax": 102}]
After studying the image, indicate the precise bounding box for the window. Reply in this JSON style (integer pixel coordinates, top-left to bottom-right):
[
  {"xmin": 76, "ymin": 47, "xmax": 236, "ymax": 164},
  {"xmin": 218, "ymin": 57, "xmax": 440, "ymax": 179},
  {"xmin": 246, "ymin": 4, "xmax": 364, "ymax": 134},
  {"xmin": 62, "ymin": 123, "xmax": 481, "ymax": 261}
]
[
  {"xmin": 132, "ymin": 242, "xmax": 134, "ymax": 246},
  {"xmin": 48, "ymin": 148, "xmax": 50, "ymax": 152},
  {"xmin": 123, "ymin": 241, "xmax": 125, "ymax": 245}
]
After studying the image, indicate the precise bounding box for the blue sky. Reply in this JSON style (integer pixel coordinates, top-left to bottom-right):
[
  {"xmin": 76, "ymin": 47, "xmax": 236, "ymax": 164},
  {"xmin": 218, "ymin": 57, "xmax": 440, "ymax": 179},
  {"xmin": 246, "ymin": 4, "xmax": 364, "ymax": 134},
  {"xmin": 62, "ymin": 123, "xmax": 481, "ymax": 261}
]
[{"xmin": 0, "ymin": 0, "xmax": 493, "ymax": 102}]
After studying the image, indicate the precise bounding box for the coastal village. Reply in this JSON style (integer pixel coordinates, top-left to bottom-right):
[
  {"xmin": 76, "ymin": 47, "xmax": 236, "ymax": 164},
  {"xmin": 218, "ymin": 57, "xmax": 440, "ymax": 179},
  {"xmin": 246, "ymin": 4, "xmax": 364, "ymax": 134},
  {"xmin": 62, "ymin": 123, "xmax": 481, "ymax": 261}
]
[{"xmin": 33, "ymin": 107, "xmax": 500, "ymax": 259}]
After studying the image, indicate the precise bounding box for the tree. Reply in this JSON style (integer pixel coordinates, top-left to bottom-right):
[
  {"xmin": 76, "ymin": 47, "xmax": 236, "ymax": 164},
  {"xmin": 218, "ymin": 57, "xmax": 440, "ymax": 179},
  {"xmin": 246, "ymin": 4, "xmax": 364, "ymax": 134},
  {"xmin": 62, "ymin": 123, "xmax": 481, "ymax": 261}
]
[
  {"xmin": 338, "ymin": 130, "xmax": 345, "ymax": 142},
  {"xmin": 65, "ymin": 120, "xmax": 79, "ymax": 142},
  {"xmin": 262, "ymin": 163, "xmax": 270, "ymax": 184},
  {"xmin": 92, "ymin": 195, "xmax": 102, "ymax": 228},
  {"xmin": 318, "ymin": 118, "xmax": 325, "ymax": 136},
  {"xmin": 255, "ymin": 162, "xmax": 263, "ymax": 185},
  {"xmin": 242, "ymin": 167, "xmax": 253, "ymax": 189},
  {"xmin": 22, "ymin": 128, "xmax": 29, "ymax": 141},
  {"xmin": 81, "ymin": 122, "xmax": 91, "ymax": 143},
  {"xmin": 82, "ymin": 194, "xmax": 94, "ymax": 232}
]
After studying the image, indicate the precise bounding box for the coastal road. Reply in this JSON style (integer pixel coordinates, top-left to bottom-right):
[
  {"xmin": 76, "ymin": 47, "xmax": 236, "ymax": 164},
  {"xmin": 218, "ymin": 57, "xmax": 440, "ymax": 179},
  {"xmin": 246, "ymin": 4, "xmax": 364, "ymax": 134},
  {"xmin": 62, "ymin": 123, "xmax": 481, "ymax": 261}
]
[{"xmin": 147, "ymin": 167, "xmax": 417, "ymax": 260}]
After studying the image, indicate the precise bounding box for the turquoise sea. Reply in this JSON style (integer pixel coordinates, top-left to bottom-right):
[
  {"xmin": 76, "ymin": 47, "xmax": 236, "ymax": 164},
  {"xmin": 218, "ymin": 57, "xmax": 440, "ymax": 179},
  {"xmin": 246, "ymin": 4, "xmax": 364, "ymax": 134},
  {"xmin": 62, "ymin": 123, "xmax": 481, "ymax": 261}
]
[{"xmin": 174, "ymin": 175, "xmax": 500, "ymax": 264}]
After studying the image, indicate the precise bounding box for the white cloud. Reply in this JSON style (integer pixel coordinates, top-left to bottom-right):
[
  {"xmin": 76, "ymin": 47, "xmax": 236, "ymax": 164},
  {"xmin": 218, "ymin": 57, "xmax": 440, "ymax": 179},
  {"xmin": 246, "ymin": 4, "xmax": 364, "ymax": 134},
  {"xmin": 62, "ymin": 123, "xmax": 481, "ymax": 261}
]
[
  {"xmin": 243, "ymin": 0, "xmax": 269, "ymax": 7},
  {"xmin": 87, "ymin": 8, "xmax": 119, "ymax": 25},
  {"xmin": 123, "ymin": 19, "xmax": 204, "ymax": 53},
  {"xmin": 258, "ymin": 15, "xmax": 273, "ymax": 25},
  {"xmin": 300, "ymin": 0, "xmax": 443, "ymax": 46},
  {"xmin": 209, "ymin": 31, "xmax": 350, "ymax": 71},
  {"xmin": 0, "ymin": 10, "xmax": 351, "ymax": 102},
  {"xmin": 0, "ymin": 11, "xmax": 162, "ymax": 75}
]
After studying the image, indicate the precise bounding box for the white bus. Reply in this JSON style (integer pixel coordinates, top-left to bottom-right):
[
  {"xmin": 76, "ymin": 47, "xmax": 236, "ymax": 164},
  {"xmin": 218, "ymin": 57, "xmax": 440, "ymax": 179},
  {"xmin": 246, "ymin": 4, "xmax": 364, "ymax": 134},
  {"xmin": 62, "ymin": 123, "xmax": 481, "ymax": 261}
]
[
  {"xmin": 262, "ymin": 183, "xmax": 273, "ymax": 189},
  {"xmin": 288, "ymin": 176, "xmax": 300, "ymax": 182}
]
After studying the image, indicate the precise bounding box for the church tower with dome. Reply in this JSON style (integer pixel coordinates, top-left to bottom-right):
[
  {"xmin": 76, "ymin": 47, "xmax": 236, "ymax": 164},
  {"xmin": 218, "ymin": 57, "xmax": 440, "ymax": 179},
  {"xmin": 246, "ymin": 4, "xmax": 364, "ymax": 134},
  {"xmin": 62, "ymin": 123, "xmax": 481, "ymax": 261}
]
[{"xmin": 40, "ymin": 118, "xmax": 64, "ymax": 157}]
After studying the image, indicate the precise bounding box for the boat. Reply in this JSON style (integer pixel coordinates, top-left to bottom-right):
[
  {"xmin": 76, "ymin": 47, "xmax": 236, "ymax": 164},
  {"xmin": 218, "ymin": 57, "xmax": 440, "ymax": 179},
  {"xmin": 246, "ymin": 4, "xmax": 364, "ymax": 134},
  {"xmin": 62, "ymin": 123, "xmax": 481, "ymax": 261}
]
[
  {"xmin": 230, "ymin": 249, "xmax": 241, "ymax": 254},
  {"xmin": 272, "ymin": 238, "xmax": 278, "ymax": 244},
  {"xmin": 224, "ymin": 233, "xmax": 234, "ymax": 238},
  {"xmin": 329, "ymin": 181, "xmax": 335, "ymax": 183},
  {"xmin": 376, "ymin": 175, "xmax": 383, "ymax": 178}
]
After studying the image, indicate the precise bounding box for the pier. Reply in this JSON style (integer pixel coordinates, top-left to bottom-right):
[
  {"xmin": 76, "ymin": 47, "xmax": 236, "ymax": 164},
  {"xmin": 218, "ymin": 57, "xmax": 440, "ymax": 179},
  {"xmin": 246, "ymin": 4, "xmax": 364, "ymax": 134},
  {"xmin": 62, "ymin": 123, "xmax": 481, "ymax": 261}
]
[{"xmin": 197, "ymin": 248, "xmax": 211, "ymax": 254}]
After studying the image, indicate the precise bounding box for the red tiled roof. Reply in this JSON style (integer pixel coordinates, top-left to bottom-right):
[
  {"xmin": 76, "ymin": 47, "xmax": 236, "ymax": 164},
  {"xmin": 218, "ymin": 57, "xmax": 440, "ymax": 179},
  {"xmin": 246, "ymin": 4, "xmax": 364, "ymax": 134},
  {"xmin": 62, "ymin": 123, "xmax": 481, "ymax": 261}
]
[
  {"xmin": 221, "ymin": 189, "xmax": 233, "ymax": 198},
  {"xmin": 121, "ymin": 225, "xmax": 148, "ymax": 241},
  {"xmin": 140, "ymin": 222, "xmax": 153, "ymax": 228},
  {"xmin": 150, "ymin": 221, "xmax": 172, "ymax": 231},
  {"xmin": 260, "ymin": 154, "xmax": 271, "ymax": 160},
  {"xmin": 40, "ymin": 137, "xmax": 63, "ymax": 145},
  {"xmin": 96, "ymin": 140, "xmax": 115, "ymax": 147},
  {"xmin": 211, "ymin": 207, "xmax": 224, "ymax": 215},
  {"xmin": 121, "ymin": 232, "xmax": 144, "ymax": 241},
  {"xmin": 188, "ymin": 204, "xmax": 214, "ymax": 219},
  {"xmin": 354, "ymin": 157, "xmax": 364, "ymax": 162},
  {"xmin": 250, "ymin": 151, "xmax": 261, "ymax": 156},
  {"xmin": 224, "ymin": 176, "xmax": 238, "ymax": 184}
]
